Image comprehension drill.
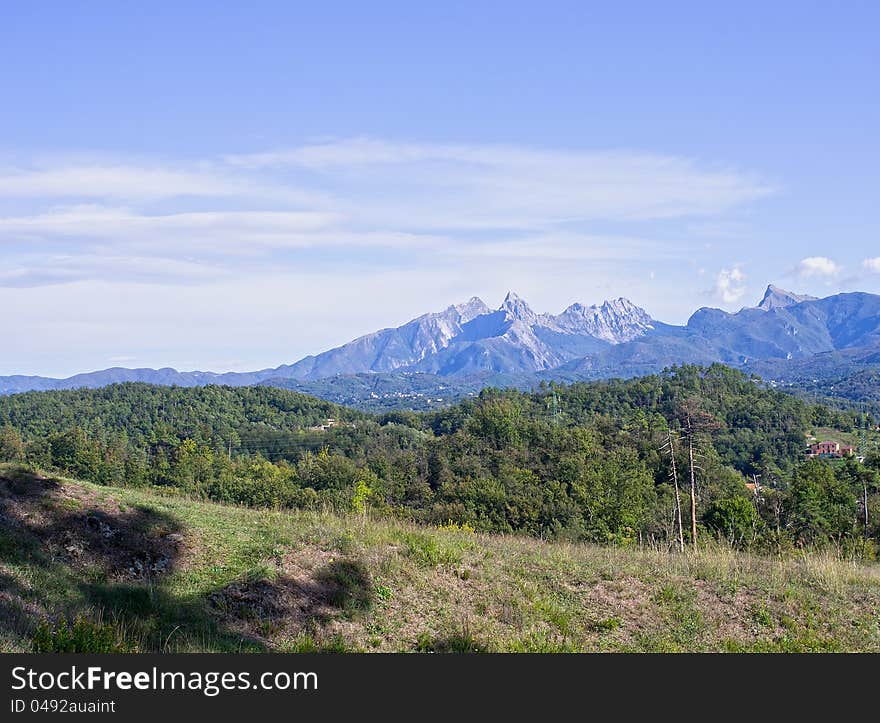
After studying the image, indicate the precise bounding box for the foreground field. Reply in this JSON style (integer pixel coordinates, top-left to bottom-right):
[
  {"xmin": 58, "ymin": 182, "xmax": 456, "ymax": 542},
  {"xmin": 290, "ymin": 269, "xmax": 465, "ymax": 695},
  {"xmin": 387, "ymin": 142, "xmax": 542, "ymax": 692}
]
[{"xmin": 1, "ymin": 464, "xmax": 879, "ymax": 652}]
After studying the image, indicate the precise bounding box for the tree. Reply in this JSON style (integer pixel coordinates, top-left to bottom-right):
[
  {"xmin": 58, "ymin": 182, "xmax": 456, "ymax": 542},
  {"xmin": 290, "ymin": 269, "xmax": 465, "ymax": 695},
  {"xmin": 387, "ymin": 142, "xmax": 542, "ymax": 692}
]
[
  {"xmin": 834, "ymin": 458, "xmax": 879, "ymax": 540},
  {"xmin": 704, "ymin": 496, "xmax": 759, "ymax": 547},
  {"xmin": 789, "ymin": 460, "xmax": 858, "ymax": 544},
  {"xmin": 677, "ymin": 399, "xmax": 722, "ymax": 549},
  {"xmin": 0, "ymin": 424, "xmax": 25, "ymax": 463},
  {"xmin": 661, "ymin": 430, "xmax": 685, "ymax": 552}
]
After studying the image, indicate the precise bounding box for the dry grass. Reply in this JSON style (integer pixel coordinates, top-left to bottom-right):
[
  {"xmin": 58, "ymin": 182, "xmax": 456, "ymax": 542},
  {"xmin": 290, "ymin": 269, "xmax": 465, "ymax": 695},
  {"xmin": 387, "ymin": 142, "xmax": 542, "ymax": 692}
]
[{"xmin": 2, "ymin": 464, "xmax": 880, "ymax": 653}]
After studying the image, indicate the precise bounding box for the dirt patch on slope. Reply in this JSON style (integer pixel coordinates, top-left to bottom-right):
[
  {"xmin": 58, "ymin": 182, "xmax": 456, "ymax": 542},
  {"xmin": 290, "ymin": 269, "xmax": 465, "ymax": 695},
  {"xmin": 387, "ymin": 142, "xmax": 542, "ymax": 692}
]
[
  {"xmin": 207, "ymin": 549, "xmax": 374, "ymax": 644},
  {"xmin": 0, "ymin": 469, "xmax": 187, "ymax": 582}
]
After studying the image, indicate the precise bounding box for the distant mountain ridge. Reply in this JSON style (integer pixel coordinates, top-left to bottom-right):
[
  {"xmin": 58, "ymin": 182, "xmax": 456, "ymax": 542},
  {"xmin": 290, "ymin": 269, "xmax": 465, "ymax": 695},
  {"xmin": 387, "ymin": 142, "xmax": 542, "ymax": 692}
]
[
  {"xmin": 277, "ymin": 291, "xmax": 654, "ymax": 379},
  {"xmin": 3, "ymin": 285, "xmax": 880, "ymax": 400}
]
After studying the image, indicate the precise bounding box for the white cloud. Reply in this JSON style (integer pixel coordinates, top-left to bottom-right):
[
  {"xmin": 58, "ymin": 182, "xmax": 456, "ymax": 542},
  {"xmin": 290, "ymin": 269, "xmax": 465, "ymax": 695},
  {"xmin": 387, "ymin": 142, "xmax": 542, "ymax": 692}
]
[
  {"xmin": 0, "ymin": 163, "xmax": 324, "ymax": 204},
  {"xmin": 0, "ymin": 141, "xmax": 773, "ymax": 230},
  {"xmin": 862, "ymin": 257, "xmax": 880, "ymax": 273},
  {"xmin": 0, "ymin": 139, "xmax": 773, "ymax": 288},
  {"xmin": 226, "ymin": 138, "xmax": 774, "ymax": 227},
  {"xmin": 713, "ymin": 267, "xmax": 747, "ymax": 304},
  {"xmin": 0, "ymin": 140, "xmax": 774, "ymax": 264},
  {"xmin": 798, "ymin": 256, "xmax": 841, "ymax": 278},
  {"xmin": 0, "ymin": 206, "xmax": 342, "ymax": 251},
  {"xmin": 0, "ymin": 254, "xmax": 227, "ymax": 288}
]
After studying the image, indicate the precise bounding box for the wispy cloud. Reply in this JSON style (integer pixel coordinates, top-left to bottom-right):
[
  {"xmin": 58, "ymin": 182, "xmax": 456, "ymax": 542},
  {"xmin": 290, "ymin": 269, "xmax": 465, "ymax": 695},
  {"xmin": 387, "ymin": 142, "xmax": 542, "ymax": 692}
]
[
  {"xmin": 0, "ymin": 206, "xmax": 340, "ymax": 250},
  {"xmin": 227, "ymin": 138, "xmax": 775, "ymax": 227},
  {"xmin": 0, "ymin": 162, "xmax": 323, "ymax": 205},
  {"xmin": 0, "ymin": 254, "xmax": 226, "ymax": 288},
  {"xmin": 2, "ymin": 141, "xmax": 774, "ymax": 227},
  {"xmin": 0, "ymin": 139, "xmax": 774, "ymax": 287},
  {"xmin": 0, "ymin": 205, "xmax": 337, "ymax": 231},
  {"xmin": 863, "ymin": 257, "xmax": 880, "ymax": 274}
]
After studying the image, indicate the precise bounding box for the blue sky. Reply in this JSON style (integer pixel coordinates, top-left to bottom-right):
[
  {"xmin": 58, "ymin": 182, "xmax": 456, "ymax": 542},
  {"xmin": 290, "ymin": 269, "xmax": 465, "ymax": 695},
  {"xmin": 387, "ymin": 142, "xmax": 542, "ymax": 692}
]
[{"xmin": 1, "ymin": 1, "xmax": 879, "ymax": 376}]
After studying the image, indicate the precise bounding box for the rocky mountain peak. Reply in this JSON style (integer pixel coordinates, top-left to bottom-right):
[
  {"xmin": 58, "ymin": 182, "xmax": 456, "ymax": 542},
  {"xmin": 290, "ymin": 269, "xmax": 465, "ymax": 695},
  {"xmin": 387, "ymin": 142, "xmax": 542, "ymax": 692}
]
[
  {"xmin": 556, "ymin": 297, "xmax": 653, "ymax": 343},
  {"xmin": 452, "ymin": 296, "xmax": 491, "ymax": 322},
  {"xmin": 757, "ymin": 284, "xmax": 818, "ymax": 311},
  {"xmin": 499, "ymin": 291, "xmax": 538, "ymax": 323}
]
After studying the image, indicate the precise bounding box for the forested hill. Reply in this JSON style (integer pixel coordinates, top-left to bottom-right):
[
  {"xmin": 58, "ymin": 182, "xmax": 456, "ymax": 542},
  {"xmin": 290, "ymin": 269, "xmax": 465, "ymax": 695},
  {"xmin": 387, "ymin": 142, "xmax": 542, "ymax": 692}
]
[
  {"xmin": 0, "ymin": 364, "xmax": 831, "ymax": 473},
  {"xmin": 0, "ymin": 383, "xmax": 360, "ymax": 444},
  {"xmin": 1, "ymin": 365, "xmax": 876, "ymax": 551},
  {"xmin": 422, "ymin": 364, "xmax": 824, "ymax": 475}
]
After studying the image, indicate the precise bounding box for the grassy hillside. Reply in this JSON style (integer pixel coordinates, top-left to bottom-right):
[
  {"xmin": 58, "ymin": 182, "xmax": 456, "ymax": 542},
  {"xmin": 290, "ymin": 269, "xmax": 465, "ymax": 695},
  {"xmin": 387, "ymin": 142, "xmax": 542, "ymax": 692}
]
[{"xmin": 2, "ymin": 464, "xmax": 880, "ymax": 653}]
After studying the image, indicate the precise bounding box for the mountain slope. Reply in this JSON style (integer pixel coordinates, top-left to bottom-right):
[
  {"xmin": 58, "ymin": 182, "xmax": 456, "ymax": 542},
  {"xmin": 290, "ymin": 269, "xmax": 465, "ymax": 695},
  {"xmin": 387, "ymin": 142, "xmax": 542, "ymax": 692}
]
[
  {"xmin": 277, "ymin": 292, "xmax": 654, "ymax": 378},
  {"xmin": 277, "ymin": 297, "xmax": 493, "ymax": 379},
  {"xmin": 3, "ymin": 285, "xmax": 880, "ymax": 398},
  {"xmin": 558, "ymin": 288, "xmax": 880, "ymax": 382}
]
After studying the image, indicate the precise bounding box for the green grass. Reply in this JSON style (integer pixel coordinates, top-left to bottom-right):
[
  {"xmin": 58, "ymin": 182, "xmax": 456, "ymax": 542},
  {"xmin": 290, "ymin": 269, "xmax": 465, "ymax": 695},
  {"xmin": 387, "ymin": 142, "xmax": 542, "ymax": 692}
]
[{"xmin": 2, "ymin": 464, "xmax": 880, "ymax": 653}]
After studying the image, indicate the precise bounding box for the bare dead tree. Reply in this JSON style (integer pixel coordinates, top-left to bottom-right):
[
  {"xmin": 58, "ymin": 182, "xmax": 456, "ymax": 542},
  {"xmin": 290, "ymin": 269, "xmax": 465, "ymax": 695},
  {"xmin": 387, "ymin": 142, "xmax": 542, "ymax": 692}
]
[
  {"xmin": 686, "ymin": 413, "xmax": 698, "ymax": 550},
  {"xmin": 678, "ymin": 399, "xmax": 721, "ymax": 550},
  {"xmin": 661, "ymin": 430, "xmax": 684, "ymax": 553}
]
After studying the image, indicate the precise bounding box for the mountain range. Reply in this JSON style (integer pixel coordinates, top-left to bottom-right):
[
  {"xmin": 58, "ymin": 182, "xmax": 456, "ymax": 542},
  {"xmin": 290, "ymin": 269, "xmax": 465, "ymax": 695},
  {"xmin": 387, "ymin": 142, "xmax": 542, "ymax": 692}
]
[{"xmin": 3, "ymin": 285, "xmax": 880, "ymax": 407}]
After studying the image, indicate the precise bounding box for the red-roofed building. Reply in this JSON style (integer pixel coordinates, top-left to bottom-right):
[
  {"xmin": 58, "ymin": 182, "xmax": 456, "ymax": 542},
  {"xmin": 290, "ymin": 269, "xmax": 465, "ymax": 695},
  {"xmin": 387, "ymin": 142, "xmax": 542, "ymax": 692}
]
[{"xmin": 806, "ymin": 441, "xmax": 856, "ymax": 459}]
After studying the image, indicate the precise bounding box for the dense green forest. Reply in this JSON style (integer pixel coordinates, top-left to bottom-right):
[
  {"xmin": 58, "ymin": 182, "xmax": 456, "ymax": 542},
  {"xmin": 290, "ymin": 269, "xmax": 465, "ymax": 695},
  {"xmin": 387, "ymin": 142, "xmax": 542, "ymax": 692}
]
[{"xmin": 1, "ymin": 365, "xmax": 878, "ymax": 554}]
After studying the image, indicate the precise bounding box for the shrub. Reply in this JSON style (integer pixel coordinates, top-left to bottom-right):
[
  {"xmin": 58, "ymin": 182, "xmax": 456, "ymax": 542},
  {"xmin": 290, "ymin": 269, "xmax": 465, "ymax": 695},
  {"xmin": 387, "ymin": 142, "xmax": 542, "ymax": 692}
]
[
  {"xmin": 32, "ymin": 615, "xmax": 129, "ymax": 653},
  {"xmin": 403, "ymin": 532, "xmax": 461, "ymax": 567},
  {"xmin": 704, "ymin": 496, "xmax": 759, "ymax": 547}
]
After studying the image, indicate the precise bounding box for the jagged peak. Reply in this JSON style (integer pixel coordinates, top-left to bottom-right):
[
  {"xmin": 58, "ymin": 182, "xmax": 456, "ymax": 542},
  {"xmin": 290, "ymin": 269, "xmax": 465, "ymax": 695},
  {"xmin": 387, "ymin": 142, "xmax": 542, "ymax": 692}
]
[
  {"xmin": 606, "ymin": 296, "xmax": 640, "ymax": 309},
  {"xmin": 556, "ymin": 296, "xmax": 653, "ymax": 343},
  {"xmin": 451, "ymin": 296, "xmax": 490, "ymax": 322},
  {"xmin": 459, "ymin": 295, "xmax": 487, "ymax": 307},
  {"xmin": 563, "ymin": 296, "xmax": 647, "ymax": 316},
  {"xmin": 757, "ymin": 284, "xmax": 817, "ymax": 311},
  {"xmin": 499, "ymin": 291, "xmax": 537, "ymax": 321}
]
